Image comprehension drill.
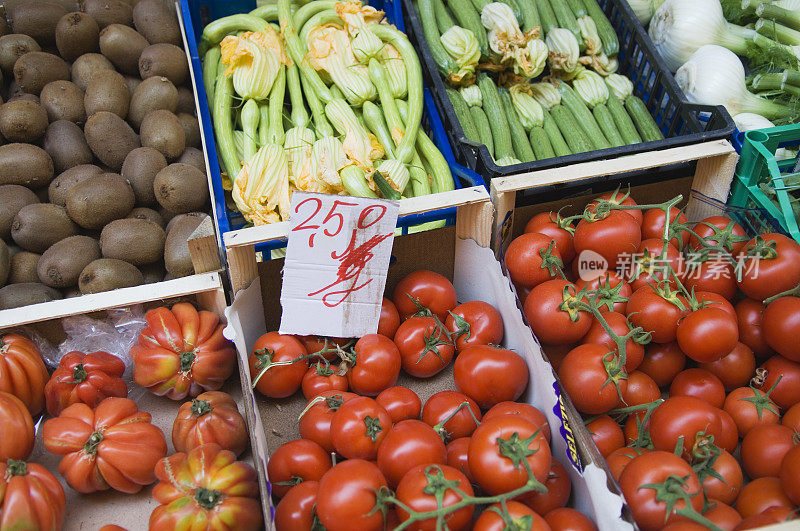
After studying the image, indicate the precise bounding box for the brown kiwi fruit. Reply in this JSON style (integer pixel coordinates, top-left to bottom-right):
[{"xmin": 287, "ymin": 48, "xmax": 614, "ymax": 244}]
[
  {"xmin": 0, "ymin": 184, "xmax": 38, "ymax": 239},
  {"xmin": 0, "ymin": 34, "xmax": 40, "ymax": 74},
  {"xmin": 8, "ymin": 251, "xmax": 40, "ymax": 283},
  {"xmin": 13, "ymin": 51, "xmax": 70, "ymax": 95},
  {"xmin": 153, "ymin": 163, "xmax": 208, "ymax": 214},
  {"xmin": 83, "ymin": 69, "xmax": 129, "ymax": 118},
  {"xmin": 48, "ymin": 164, "xmax": 103, "ymax": 206},
  {"xmin": 43, "ymin": 120, "xmax": 93, "ymax": 173},
  {"xmin": 11, "ymin": 203, "xmax": 78, "ymax": 253},
  {"xmin": 55, "ymin": 11, "xmax": 99, "ymax": 61},
  {"xmin": 177, "ymin": 147, "xmax": 206, "ymax": 174},
  {"xmin": 138, "ymin": 43, "xmax": 187, "ymax": 86},
  {"xmin": 158, "ymin": 206, "xmax": 176, "ymax": 227},
  {"xmin": 120, "ymin": 146, "xmax": 165, "ymax": 206},
  {"xmin": 39, "ymin": 80, "xmax": 86, "ymax": 123},
  {"xmin": 0, "ymin": 99, "xmax": 48, "ymax": 142},
  {"xmin": 37, "ymin": 234, "xmax": 100, "ymax": 287},
  {"xmin": 80, "ymin": 0, "xmax": 132, "ymax": 28},
  {"xmin": 0, "ymin": 17, "xmax": 9, "ymax": 38},
  {"xmin": 164, "ymin": 212, "xmax": 207, "ymax": 277},
  {"xmin": 98, "ymin": 23, "xmax": 148, "ymax": 75},
  {"xmin": 0, "ymin": 282, "xmax": 62, "ymax": 308},
  {"xmin": 124, "ymin": 75, "xmax": 140, "ymax": 95},
  {"xmin": 139, "ymin": 261, "xmax": 165, "ymax": 283},
  {"xmin": 78, "ymin": 257, "xmax": 143, "ymax": 293},
  {"xmin": 127, "ymin": 207, "xmax": 164, "ymax": 227},
  {"xmin": 65, "ymin": 172, "xmax": 135, "ymax": 229},
  {"xmin": 9, "ymin": 2, "xmax": 67, "ymax": 46},
  {"xmin": 128, "ymin": 75, "xmax": 176, "ymax": 129},
  {"xmin": 140, "ymin": 109, "xmax": 184, "ymax": 160},
  {"xmin": 176, "ymin": 86, "xmax": 195, "ymax": 115},
  {"xmin": 84, "ymin": 111, "xmax": 140, "ymax": 170},
  {"xmin": 132, "ymin": 0, "xmax": 180, "ymax": 45},
  {"xmin": 100, "ymin": 217, "xmax": 165, "ymax": 265},
  {"xmin": 0, "ymin": 240, "xmax": 9, "ymax": 286},
  {"xmin": 177, "ymin": 112, "xmax": 200, "ymax": 149},
  {"xmin": 70, "ymin": 52, "xmax": 114, "ymax": 90},
  {"xmin": 0, "ymin": 144, "xmax": 55, "ymax": 188}
]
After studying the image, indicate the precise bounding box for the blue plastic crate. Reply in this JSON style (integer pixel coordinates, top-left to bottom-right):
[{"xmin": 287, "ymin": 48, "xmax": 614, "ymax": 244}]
[{"xmin": 179, "ymin": 0, "xmax": 484, "ymax": 254}]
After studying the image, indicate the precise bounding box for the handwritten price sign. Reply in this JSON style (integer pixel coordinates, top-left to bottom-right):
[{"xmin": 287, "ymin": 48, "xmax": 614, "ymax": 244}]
[{"xmin": 279, "ymin": 191, "xmax": 399, "ymax": 337}]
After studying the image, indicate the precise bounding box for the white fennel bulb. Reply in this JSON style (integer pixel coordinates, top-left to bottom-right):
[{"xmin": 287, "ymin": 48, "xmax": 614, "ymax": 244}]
[
  {"xmin": 626, "ymin": 0, "xmax": 666, "ymax": 25},
  {"xmin": 732, "ymin": 112, "xmax": 776, "ymax": 130}
]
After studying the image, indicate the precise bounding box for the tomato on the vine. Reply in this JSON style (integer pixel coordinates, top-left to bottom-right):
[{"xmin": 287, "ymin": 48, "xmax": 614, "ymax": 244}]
[
  {"xmin": 736, "ymin": 233, "xmax": 800, "ymax": 300},
  {"xmin": 589, "ymin": 190, "xmax": 643, "ymax": 226},
  {"xmin": 445, "ymin": 437, "xmax": 473, "ymax": 483},
  {"xmin": 275, "ymin": 481, "xmax": 318, "ymax": 531},
  {"xmin": 740, "ymin": 424, "xmax": 795, "ymax": 479},
  {"xmin": 393, "ymin": 270, "xmax": 457, "ymax": 321},
  {"xmin": 376, "ymin": 386, "xmax": 421, "ymax": 424},
  {"xmin": 518, "ymin": 458, "xmax": 571, "ymax": 515},
  {"xmin": 702, "ymin": 501, "xmax": 742, "ymax": 531},
  {"xmin": 780, "ymin": 445, "xmax": 800, "ymax": 505},
  {"xmin": 557, "ymin": 343, "xmax": 627, "ymax": 415},
  {"xmin": 782, "ymin": 402, "xmax": 800, "ymax": 433},
  {"xmin": 394, "ymin": 316, "xmax": 454, "ymax": 378},
  {"xmin": 298, "ymin": 390, "xmax": 357, "ymax": 453},
  {"xmin": 682, "ymin": 253, "xmax": 737, "ymax": 301},
  {"xmin": 525, "ymin": 211, "xmax": 576, "ymax": 263},
  {"xmin": 395, "ymin": 464, "xmax": 474, "ymax": 531},
  {"xmin": 249, "ymin": 332, "xmax": 308, "ymax": 399},
  {"xmin": 473, "ymin": 501, "xmax": 549, "ymax": 531},
  {"xmin": 626, "ymin": 285, "xmax": 687, "ymax": 344},
  {"xmin": 545, "ymin": 508, "xmax": 598, "ymax": 531},
  {"xmin": 444, "ymin": 301, "xmax": 504, "ymax": 351},
  {"xmin": 267, "ymin": 439, "xmax": 332, "ymax": 498},
  {"xmin": 299, "ymin": 336, "xmax": 350, "ymax": 362},
  {"xmin": 302, "ymin": 363, "xmax": 347, "ymax": 400},
  {"xmin": 736, "ymin": 477, "xmax": 794, "ymax": 519},
  {"xmin": 637, "ymin": 342, "xmax": 686, "ymax": 387},
  {"xmin": 574, "ymin": 270, "xmax": 632, "ymax": 314},
  {"xmin": 524, "ymin": 279, "xmax": 592, "ymax": 345},
  {"xmin": 756, "ymin": 354, "xmax": 800, "ymax": 409},
  {"xmin": 421, "ymin": 391, "xmax": 482, "ymax": 441},
  {"xmin": 762, "ymin": 296, "xmax": 800, "ymax": 362},
  {"xmin": 315, "ymin": 460, "xmax": 388, "ymax": 531},
  {"xmin": 735, "ymin": 298, "xmax": 773, "ymax": 358},
  {"xmin": 676, "ymin": 307, "xmax": 738, "ymax": 363},
  {"xmin": 690, "ymin": 216, "xmax": 747, "ymax": 256},
  {"xmin": 621, "ymin": 370, "xmax": 660, "ymax": 410},
  {"xmin": 378, "ymin": 298, "xmax": 400, "ymax": 339},
  {"xmin": 641, "ymin": 207, "xmax": 690, "ymax": 249},
  {"xmin": 573, "ymin": 210, "xmax": 642, "ymax": 269},
  {"xmin": 453, "ymin": 345, "xmax": 528, "ymax": 409},
  {"xmin": 606, "ymin": 447, "xmax": 649, "ymax": 481},
  {"xmin": 648, "ymin": 396, "xmax": 723, "ymax": 459},
  {"xmin": 376, "ymin": 419, "xmax": 446, "ymax": 488},
  {"xmin": 698, "ymin": 342, "xmax": 755, "ymax": 392},
  {"xmin": 626, "ymin": 239, "xmax": 684, "ymax": 291},
  {"xmin": 668, "ymin": 368, "xmax": 726, "ymax": 409},
  {"xmin": 586, "ymin": 415, "xmax": 624, "ymax": 457},
  {"xmin": 347, "ymin": 334, "xmax": 401, "ymax": 396},
  {"xmin": 723, "ymin": 386, "xmax": 780, "ymax": 437},
  {"xmin": 505, "ymin": 232, "xmax": 564, "ymax": 290},
  {"xmin": 483, "ymin": 402, "xmax": 551, "ymax": 443},
  {"xmin": 581, "ymin": 311, "xmax": 645, "ymax": 372},
  {"xmin": 330, "ymin": 396, "xmax": 391, "ymax": 460},
  {"xmin": 697, "ymin": 450, "xmax": 742, "ymax": 505}
]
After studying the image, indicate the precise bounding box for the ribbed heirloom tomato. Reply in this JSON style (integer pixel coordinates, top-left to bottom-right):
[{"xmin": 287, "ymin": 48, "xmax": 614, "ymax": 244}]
[
  {"xmin": 45, "ymin": 350, "xmax": 126, "ymax": 416},
  {"xmin": 0, "ymin": 391, "xmax": 34, "ymax": 460},
  {"xmin": 248, "ymin": 332, "xmax": 308, "ymax": 398},
  {"xmin": 132, "ymin": 302, "xmax": 236, "ymax": 400},
  {"xmin": 453, "ymin": 345, "xmax": 528, "ymax": 409},
  {"xmin": 0, "ymin": 459, "xmax": 65, "ymax": 531},
  {"xmin": 150, "ymin": 443, "xmax": 262, "ymax": 531},
  {"xmin": 43, "ymin": 397, "xmax": 167, "ymax": 493},
  {"xmin": 171, "ymin": 390, "xmax": 248, "ymax": 457},
  {"xmin": 267, "ymin": 439, "xmax": 331, "ymax": 498},
  {"xmin": 0, "ymin": 333, "xmax": 48, "ymax": 415}
]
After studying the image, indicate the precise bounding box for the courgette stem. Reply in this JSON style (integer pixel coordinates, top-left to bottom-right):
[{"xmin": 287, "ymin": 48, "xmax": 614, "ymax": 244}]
[
  {"xmin": 469, "ymin": 106, "xmax": 494, "ymax": 157},
  {"xmin": 500, "ymin": 89, "xmax": 536, "ymax": 162},
  {"xmin": 542, "ymin": 109, "xmax": 572, "ymax": 156},
  {"xmin": 530, "ymin": 126, "xmax": 555, "ymax": 159},
  {"xmin": 625, "ymin": 95, "xmax": 664, "ymax": 142}
]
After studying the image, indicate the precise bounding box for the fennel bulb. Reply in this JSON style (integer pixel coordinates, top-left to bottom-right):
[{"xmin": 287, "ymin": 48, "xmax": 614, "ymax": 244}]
[
  {"xmin": 675, "ymin": 45, "xmax": 791, "ymax": 119},
  {"xmin": 626, "ymin": 0, "xmax": 666, "ymax": 25},
  {"xmin": 732, "ymin": 113, "xmax": 794, "ymax": 160}
]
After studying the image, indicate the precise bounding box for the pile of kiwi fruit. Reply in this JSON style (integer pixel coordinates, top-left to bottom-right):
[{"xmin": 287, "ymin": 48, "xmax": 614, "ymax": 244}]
[{"xmin": 0, "ymin": 0, "xmax": 212, "ymax": 310}]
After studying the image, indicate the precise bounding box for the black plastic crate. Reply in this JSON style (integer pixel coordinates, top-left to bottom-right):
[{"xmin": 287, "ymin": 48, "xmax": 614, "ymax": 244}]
[{"xmin": 401, "ymin": 0, "xmax": 736, "ymax": 182}]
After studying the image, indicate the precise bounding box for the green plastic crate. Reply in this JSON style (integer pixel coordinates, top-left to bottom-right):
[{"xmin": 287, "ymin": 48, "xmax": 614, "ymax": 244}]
[{"xmin": 729, "ymin": 124, "xmax": 800, "ymax": 244}]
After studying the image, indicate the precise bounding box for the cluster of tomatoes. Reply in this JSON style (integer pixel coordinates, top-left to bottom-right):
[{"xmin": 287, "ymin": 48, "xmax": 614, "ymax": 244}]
[
  {"xmin": 505, "ymin": 190, "xmax": 800, "ymax": 531},
  {"xmin": 0, "ymin": 302, "xmax": 265, "ymax": 531},
  {"xmin": 247, "ymin": 270, "xmax": 599, "ymax": 530}
]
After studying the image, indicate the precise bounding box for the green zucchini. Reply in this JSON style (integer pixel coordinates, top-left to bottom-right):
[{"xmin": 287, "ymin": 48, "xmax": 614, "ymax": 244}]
[
  {"xmin": 500, "ymin": 89, "xmax": 535, "ymax": 162},
  {"xmin": 593, "ymin": 104, "xmax": 625, "ymax": 147},
  {"xmin": 558, "ymin": 83, "xmax": 611, "ymax": 149},
  {"xmin": 446, "ymin": 88, "xmax": 481, "ymax": 143},
  {"xmin": 550, "ymin": 0, "xmax": 583, "ymax": 49},
  {"xmin": 530, "ymin": 126, "xmax": 556, "ymax": 160},
  {"xmin": 418, "ymin": 0, "xmax": 461, "ymax": 82},
  {"xmin": 580, "ymin": 0, "xmax": 619, "ymax": 56},
  {"xmin": 625, "ymin": 96, "xmax": 664, "ymax": 142},
  {"xmin": 446, "ymin": 0, "xmax": 490, "ymax": 57},
  {"xmin": 542, "ymin": 109, "xmax": 572, "ymax": 156},
  {"xmin": 477, "ymin": 74, "xmax": 515, "ymax": 160},
  {"xmin": 606, "ymin": 93, "xmax": 641, "ymax": 144},
  {"xmin": 516, "ymin": 0, "xmax": 541, "ymax": 32},
  {"xmin": 500, "ymin": 0, "xmax": 525, "ymax": 27},
  {"xmin": 550, "ymin": 104, "xmax": 594, "ymax": 154},
  {"xmin": 433, "ymin": 0, "xmax": 456, "ymax": 33},
  {"xmin": 536, "ymin": 0, "xmax": 559, "ymax": 33},
  {"xmin": 470, "ymin": 106, "xmax": 494, "ymax": 158}
]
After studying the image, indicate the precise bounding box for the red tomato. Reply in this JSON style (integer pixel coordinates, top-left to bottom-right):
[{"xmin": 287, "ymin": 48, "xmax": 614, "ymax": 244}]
[
  {"xmin": 783, "ymin": 402, "xmax": 800, "ymax": 432},
  {"xmin": 757, "ymin": 354, "xmax": 800, "ymax": 409},
  {"xmin": 626, "ymin": 239, "xmax": 684, "ymax": 291},
  {"xmin": 623, "ymin": 413, "xmax": 646, "ymax": 447},
  {"xmin": 249, "ymin": 332, "xmax": 308, "ymax": 398},
  {"xmin": 421, "ymin": 391, "xmax": 481, "ymax": 441},
  {"xmin": 483, "ymin": 402, "xmax": 551, "ymax": 443},
  {"xmin": 525, "ymin": 211, "xmax": 576, "ymax": 263},
  {"xmin": 737, "ymin": 233, "xmax": 800, "ymax": 300},
  {"xmin": 716, "ymin": 409, "xmax": 739, "ymax": 454},
  {"xmin": 376, "ymin": 420, "xmax": 446, "ymax": 489},
  {"xmin": 740, "ymin": 423, "xmax": 795, "ymax": 479},
  {"xmin": 542, "ymin": 342, "xmax": 574, "ymax": 372},
  {"xmin": 393, "ymin": 271, "xmax": 457, "ymax": 321},
  {"xmin": 698, "ymin": 342, "xmax": 755, "ymax": 392},
  {"xmin": 0, "ymin": 392, "xmax": 34, "ymax": 461},
  {"xmin": 619, "ymin": 451, "xmax": 703, "ymax": 531},
  {"xmin": 453, "ymin": 345, "xmax": 528, "ymax": 409},
  {"xmin": 702, "ymin": 500, "xmax": 742, "ymax": 531},
  {"xmin": 518, "ymin": 458, "xmax": 571, "ymax": 515},
  {"xmin": 695, "ymin": 291, "xmax": 736, "ymax": 319},
  {"xmin": 171, "ymin": 391, "xmax": 248, "ymax": 457},
  {"xmin": 682, "ymin": 254, "xmax": 737, "ymax": 301},
  {"xmin": 677, "ymin": 308, "xmax": 739, "ymax": 363},
  {"xmin": 589, "ymin": 190, "xmax": 643, "ymax": 225},
  {"xmin": 347, "ymin": 334, "xmax": 401, "ymax": 396},
  {"xmin": 376, "ymin": 386, "xmax": 421, "ymax": 424},
  {"xmin": 606, "ymin": 447, "xmax": 649, "ymax": 482},
  {"xmin": 669, "ymin": 368, "xmax": 726, "ymax": 409},
  {"xmin": 299, "ymin": 336, "xmax": 350, "ymax": 362},
  {"xmin": 505, "ymin": 232, "xmax": 564, "ymax": 289},
  {"xmin": 378, "ymin": 298, "xmax": 400, "ymax": 339},
  {"xmin": 780, "ymin": 444, "xmax": 800, "ymax": 505},
  {"xmin": 275, "ymin": 481, "xmax": 318, "ymax": 531},
  {"xmin": 763, "ymin": 296, "xmax": 800, "ymax": 362},
  {"xmin": 621, "ymin": 371, "xmax": 661, "ymax": 410},
  {"xmin": 445, "ymin": 437, "xmax": 472, "ymax": 483},
  {"xmin": 641, "ymin": 207, "xmax": 690, "ymax": 249},
  {"xmin": 315, "ymin": 460, "xmax": 388, "ymax": 531},
  {"xmin": 574, "ymin": 210, "xmax": 642, "ymax": 269},
  {"xmin": 267, "ymin": 439, "xmax": 331, "ymax": 498},
  {"xmin": 690, "ymin": 216, "xmax": 747, "ymax": 255},
  {"xmin": 698, "ymin": 450, "xmax": 742, "ymax": 506},
  {"xmin": 736, "ymin": 476, "xmax": 794, "ymax": 519},
  {"xmin": 0, "ymin": 459, "xmax": 65, "ymax": 531},
  {"xmin": 444, "ymin": 300, "xmax": 504, "ymax": 351},
  {"xmin": 394, "ymin": 316, "xmax": 455, "ymax": 378},
  {"xmin": 298, "ymin": 391, "xmax": 357, "ymax": 453},
  {"xmin": 524, "ymin": 279, "xmax": 592, "ymax": 345},
  {"xmin": 468, "ymin": 415, "xmax": 551, "ymax": 495},
  {"xmin": 638, "ymin": 342, "xmax": 686, "ymax": 387},
  {"xmin": 395, "ymin": 464, "xmax": 474, "ymax": 530},
  {"xmin": 473, "ymin": 501, "xmax": 550, "ymax": 531},
  {"xmin": 544, "ymin": 508, "xmax": 598, "ymax": 531},
  {"xmin": 626, "ymin": 286, "xmax": 687, "ymax": 344},
  {"xmin": 302, "ymin": 363, "xmax": 347, "ymax": 400},
  {"xmin": 586, "ymin": 415, "xmax": 624, "ymax": 457},
  {"xmin": 574, "ymin": 270, "xmax": 632, "ymax": 314},
  {"xmin": 558, "ymin": 343, "xmax": 627, "ymax": 415},
  {"xmin": 735, "ymin": 299, "xmax": 773, "ymax": 358},
  {"xmin": 331, "ymin": 396, "xmax": 391, "ymax": 460},
  {"xmin": 44, "ymin": 350, "xmax": 127, "ymax": 417},
  {"xmin": 723, "ymin": 386, "xmax": 779, "ymax": 437},
  {"xmin": 735, "ymin": 514, "xmax": 789, "ymax": 530},
  {"xmin": 649, "ymin": 396, "xmax": 723, "ymax": 459},
  {"xmin": 581, "ymin": 311, "xmax": 645, "ymax": 372}
]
